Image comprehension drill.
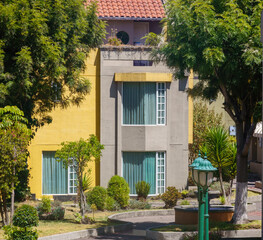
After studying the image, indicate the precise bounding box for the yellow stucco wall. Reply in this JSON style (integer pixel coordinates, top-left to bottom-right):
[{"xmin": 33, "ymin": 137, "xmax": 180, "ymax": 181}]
[{"xmin": 28, "ymin": 49, "xmax": 100, "ymax": 199}]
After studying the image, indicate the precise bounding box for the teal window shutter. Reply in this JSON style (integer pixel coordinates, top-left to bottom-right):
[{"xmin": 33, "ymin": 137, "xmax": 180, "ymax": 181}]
[
  {"xmin": 123, "ymin": 152, "xmax": 156, "ymax": 194},
  {"xmin": 42, "ymin": 151, "xmax": 68, "ymax": 194},
  {"xmin": 123, "ymin": 82, "xmax": 156, "ymax": 125}
]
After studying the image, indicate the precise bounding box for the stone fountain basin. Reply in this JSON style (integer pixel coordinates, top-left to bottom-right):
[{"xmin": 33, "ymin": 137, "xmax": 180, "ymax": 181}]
[{"xmin": 174, "ymin": 205, "xmax": 234, "ymax": 225}]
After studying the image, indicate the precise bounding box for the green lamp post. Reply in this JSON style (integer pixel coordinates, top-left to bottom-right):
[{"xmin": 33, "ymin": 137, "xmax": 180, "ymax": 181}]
[
  {"xmin": 189, "ymin": 152, "xmax": 204, "ymax": 240},
  {"xmin": 193, "ymin": 154, "xmax": 217, "ymax": 240}
]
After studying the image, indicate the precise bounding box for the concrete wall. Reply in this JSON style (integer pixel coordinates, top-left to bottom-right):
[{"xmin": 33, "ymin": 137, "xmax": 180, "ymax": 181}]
[
  {"xmin": 100, "ymin": 46, "xmax": 189, "ymax": 191},
  {"xmin": 28, "ymin": 50, "xmax": 101, "ymax": 199}
]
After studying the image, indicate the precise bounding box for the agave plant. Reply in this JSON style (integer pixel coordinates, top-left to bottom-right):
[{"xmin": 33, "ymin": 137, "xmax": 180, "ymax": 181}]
[{"xmin": 200, "ymin": 127, "xmax": 236, "ymax": 202}]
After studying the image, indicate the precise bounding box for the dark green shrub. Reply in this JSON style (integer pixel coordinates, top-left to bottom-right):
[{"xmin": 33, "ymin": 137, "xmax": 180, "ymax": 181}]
[
  {"xmin": 4, "ymin": 226, "xmax": 38, "ymax": 240},
  {"xmin": 13, "ymin": 205, "xmax": 38, "ymax": 228},
  {"xmin": 135, "ymin": 181, "xmax": 150, "ymax": 200},
  {"xmin": 105, "ymin": 196, "xmax": 120, "ymax": 211},
  {"xmin": 4, "ymin": 205, "xmax": 39, "ymax": 240},
  {"xmin": 86, "ymin": 186, "xmax": 107, "ymax": 210},
  {"xmin": 38, "ymin": 206, "xmax": 65, "ymax": 220},
  {"xmin": 128, "ymin": 199, "xmax": 151, "ymax": 209},
  {"xmin": 161, "ymin": 187, "xmax": 182, "ymax": 208},
  {"xmin": 107, "ymin": 175, "xmax": 130, "ymax": 208},
  {"xmin": 38, "ymin": 196, "xmax": 51, "ymax": 214}
]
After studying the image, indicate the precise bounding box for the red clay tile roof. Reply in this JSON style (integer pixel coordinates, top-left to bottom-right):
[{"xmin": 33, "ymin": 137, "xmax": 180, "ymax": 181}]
[{"xmin": 86, "ymin": 0, "xmax": 165, "ymax": 19}]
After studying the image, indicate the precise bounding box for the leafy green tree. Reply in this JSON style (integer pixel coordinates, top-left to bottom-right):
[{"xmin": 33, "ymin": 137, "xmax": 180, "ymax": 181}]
[
  {"xmin": 200, "ymin": 127, "xmax": 236, "ymax": 202},
  {"xmin": 155, "ymin": 0, "xmax": 262, "ymax": 223},
  {"xmin": 55, "ymin": 136, "xmax": 104, "ymax": 220},
  {"xmin": 190, "ymin": 101, "xmax": 223, "ymax": 163},
  {"xmin": 0, "ymin": 106, "xmax": 31, "ymax": 225},
  {"xmin": 0, "ymin": 0, "xmax": 105, "ymax": 128}
]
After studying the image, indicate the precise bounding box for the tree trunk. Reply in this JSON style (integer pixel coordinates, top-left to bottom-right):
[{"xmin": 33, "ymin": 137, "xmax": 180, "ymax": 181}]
[
  {"xmin": 232, "ymin": 152, "xmax": 248, "ymax": 223},
  {"xmin": 218, "ymin": 167, "xmax": 226, "ymax": 201},
  {"xmin": 0, "ymin": 195, "xmax": 4, "ymax": 226},
  {"xmin": 79, "ymin": 177, "xmax": 86, "ymax": 220},
  {"xmin": 2, "ymin": 193, "xmax": 9, "ymax": 225},
  {"xmin": 10, "ymin": 167, "xmax": 15, "ymax": 222}
]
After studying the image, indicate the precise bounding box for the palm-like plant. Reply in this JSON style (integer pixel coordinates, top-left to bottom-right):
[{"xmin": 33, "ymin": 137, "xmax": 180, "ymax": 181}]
[{"xmin": 200, "ymin": 127, "xmax": 236, "ymax": 201}]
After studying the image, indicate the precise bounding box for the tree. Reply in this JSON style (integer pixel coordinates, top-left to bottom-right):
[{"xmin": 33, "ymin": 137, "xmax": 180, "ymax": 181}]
[
  {"xmin": 0, "ymin": 0, "xmax": 105, "ymax": 129},
  {"xmin": 0, "ymin": 106, "xmax": 31, "ymax": 225},
  {"xmin": 190, "ymin": 101, "xmax": 223, "ymax": 163},
  {"xmin": 55, "ymin": 136, "xmax": 104, "ymax": 220},
  {"xmin": 200, "ymin": 127, "xmax": 236, "ymax": 202},
  {"xmin": 155, "ymin": 0, "xmax": 262, "ymax": 223}
]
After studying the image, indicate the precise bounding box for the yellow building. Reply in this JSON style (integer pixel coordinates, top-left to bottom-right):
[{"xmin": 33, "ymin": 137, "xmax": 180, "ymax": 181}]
[{"xmin": 28, "ymin": 50, "xmax": 100, "ymax": 199}]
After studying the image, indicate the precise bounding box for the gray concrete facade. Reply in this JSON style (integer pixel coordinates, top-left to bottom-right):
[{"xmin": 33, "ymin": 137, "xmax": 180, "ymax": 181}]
[{"xmin": 100, "ymin": 46, "xmax": 189, "ymax": 193}]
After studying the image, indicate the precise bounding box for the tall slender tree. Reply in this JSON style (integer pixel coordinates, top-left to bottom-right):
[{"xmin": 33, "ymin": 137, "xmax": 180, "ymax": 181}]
[{"xmin": 154, "ymin": 0, "xmax": 262, "ymax": 223}]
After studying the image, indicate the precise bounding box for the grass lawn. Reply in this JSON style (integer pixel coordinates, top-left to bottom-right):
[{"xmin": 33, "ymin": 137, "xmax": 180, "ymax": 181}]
[
  {"xmin": 0, "ymin": 203, "xmax": 122, "ymax": 240},
  {"xmin": 151, "ymin": 220, "xmax": 261, "ymax": 232}
]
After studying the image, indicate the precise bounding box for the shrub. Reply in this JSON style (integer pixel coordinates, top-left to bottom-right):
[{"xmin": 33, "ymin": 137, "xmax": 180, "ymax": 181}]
[
  {"xmin": 181, "ymin": 190, "xmax": 189, "ymax": 199},
  {"xmin": 128, "ymin": 199, "xmax": 151, "ymax": 210},
  {"xmin": 4, "ymin": 205, "xmax": 39, "ymax": 240},
  {"xmin": 13, "ymin": 205, "xmax": 38, "ymax": 228},
  {"xmin": 4, "ymin": 226, "xmax": 38, "ymax": 240},
  {"xmin": 86, "ymin": 186, "xmax": 107, "ymax": 210},
  {"xmin": 180, "ymin": 200, "xmax": 190, "ymax": 205},
  {"xmin": 39, "ymin": 196, "xmax": 51, "ymax": 213},
  {"xmin": 135, "ymin": 181, "xmax": 150, "ymax": 200},
  {"xmin": 105, "ymin": 196, "xmax": 120, "ymax": 211},
  {"xmin": 219, "ymin": 196, "xmax": 226, "ymax": 205},
  {"xmin": 107, "ymin": 175, "xmax": 130, "ymax": 208},
  {"xmin": 161, "ymin": 187, "xmax": 182, "ymax": 208}
]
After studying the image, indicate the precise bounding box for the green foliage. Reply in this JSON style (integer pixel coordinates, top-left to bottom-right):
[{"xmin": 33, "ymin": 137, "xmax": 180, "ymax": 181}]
[
  {"xmin": 128, "ymin": 199, "xmax": 151, "ymax": 210},
  {"xmin": 0, "ymin": 0, "xmax": 106, "ymax": 128},
  {"xmin": 155, "ymin": 0, "xmax": 262, "ymax": 221},
  {"xmin": 82, "ymin": 169, "xmax": 92, "ymax": 192},
  {"xmin": 37, "ymin": 199, "xmax": 65, "ymax": 220},
  {"xmin": 220, "ymin": 196, "xmax": 226, "ymax": 205},
  {"xmin": 190, "ymin": 102, "xmax": 223, "ymax": 162},
  {"xmin": 40, "ymin": 196, "xmax": 51, "ymax": 214},
  {"xmin": 13, "ymin": 205, "xmax": 38, "ymax": 228},
  {"xmin": 14, "ymin": 167, "xmax": 31, "ymax": 202},
  {"xmin": 0, "ymin": 106, "xmax": 31, "ymax": 225},
  {"xmin": 161, "ymin": 187, "xmax": 182, "ymax": 208},
  {"xmin": 55, "ymin": 135, "xmax": 104, "ymax": 218},
  {"xmin": 4, "ymin": 225, "xmax": 38, "ymax": 240},
  {"xmin": 86, "ymin": 186, "xmax": 107, "ymax": 210},
  {"xmin": 181, "ymin": 190, "xmax": 189, "ymax": 199},
  {"xmin": 200, "ymin": 127, "xmax": 237, "ymax": 198},
  {"xmin": 107, "ymin": 175, "xmax": 130, "ymax": 209},
  {"xmin": 180, "ymin": 200, "xmax": 190, "ymax": 205},
  {"xmin": 142, "ymin": 32, "xmax": 161, "ymax": 47},
  {"xmin": 105, "ymin": 196, "xmax": 120, "ymax": 211},
  {"xmin": 135, "ymin": 181, "xmax": 150, "ymax": 200}
]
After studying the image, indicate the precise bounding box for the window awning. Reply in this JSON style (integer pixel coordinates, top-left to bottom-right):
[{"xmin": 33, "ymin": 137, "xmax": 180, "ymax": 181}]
[
  {"xmin": 115, "ymin": 73, "xmax": 172, "ymax": 82},
  {"xmin": 253, "ymin": 122, "xmax": 262, "ymax": 138}
]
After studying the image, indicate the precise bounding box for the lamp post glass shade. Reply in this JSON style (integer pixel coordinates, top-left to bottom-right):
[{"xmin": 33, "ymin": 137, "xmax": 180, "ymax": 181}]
[
  {"xmin": 193, "ymin": 156, "xmax": 217, "ymax": 189},
  {"xmin": 189, "ymin": 152, "xmax": 204, "ymax": 184}
]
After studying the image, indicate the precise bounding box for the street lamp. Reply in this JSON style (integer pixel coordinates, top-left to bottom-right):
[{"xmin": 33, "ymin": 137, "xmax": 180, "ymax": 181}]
[{"xmin": 193, "ymin": 154, "xmax": 217, "ymax": 240}]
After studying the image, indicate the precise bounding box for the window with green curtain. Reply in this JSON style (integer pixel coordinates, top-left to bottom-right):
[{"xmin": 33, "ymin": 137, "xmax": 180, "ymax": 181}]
[
  {"xmin": 42, "ymin": 151, "xmax": 68, "ymax": 194},
  {"xmin": 123, "ymin": 152, "xmax": 156, "ymax": 194},
  {"xmin": 123, "ymin": 82, "xmax": 156, "ymax": 125}
]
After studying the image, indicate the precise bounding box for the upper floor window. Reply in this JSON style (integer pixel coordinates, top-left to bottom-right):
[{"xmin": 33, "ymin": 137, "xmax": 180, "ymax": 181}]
[
  {"xmin": 122, "ymin": 82, "xmax": 166, "ymax": 125},
  {"xmin": 133, "ymin": 60, "xmax": 153, "ymax": 66}
]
